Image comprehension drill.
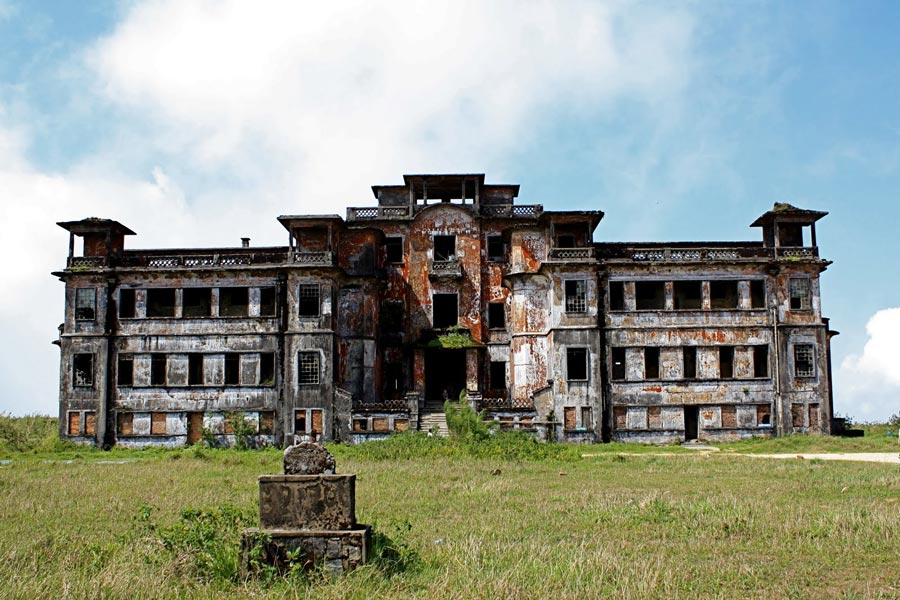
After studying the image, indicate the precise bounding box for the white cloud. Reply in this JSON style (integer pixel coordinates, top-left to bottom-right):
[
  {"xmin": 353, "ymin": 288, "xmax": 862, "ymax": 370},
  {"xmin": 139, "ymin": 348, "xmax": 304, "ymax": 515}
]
[{"xmin": 835, "ymin": 307, "xmax": 900, "ymax": 422}]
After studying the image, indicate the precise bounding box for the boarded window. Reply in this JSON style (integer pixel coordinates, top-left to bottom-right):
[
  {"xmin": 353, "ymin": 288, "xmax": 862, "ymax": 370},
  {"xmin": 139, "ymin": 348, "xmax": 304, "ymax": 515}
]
[
  {"xmin": 789, "ymin": 278, "xmax": 810, "ymax": 310},
  {"xmin": 433, "ymin": 235, "xmax": 456, "ymax": 261},
  {"xmin": 259, "ymin": 411, "xmax": 274, "ymax": 435},
  {"xmin": 298, "ymin": 284, "xmax": 320, "ymax": 317},
  {"xmin": 719, "ymin": 346, "xmax": 734, "ymax": 379},
  {"xmin": 609, "ymin": 281, "xmax": 625, "ymax": 311},
  {"xmin": 791, "ymin": 403, "xmax": 804, "ymax": 428},
  {"xmin": 673, "ymin": 281, "xmax": 702, "ymax": 310},
  {"xmin": 683, "ymin": 347, "xmax": 697, "ymax": 379},
  {"xmin": 489, "ymin": 361, "xmax": 506, "ymax": 391},
  {"xmin": 488, "ymin": 302, "xmax": 506, "ymax": 329},
  {"xmin": 294, "ymin": 410, "xmax": 308, "ymax": 434},
  {"xmin": 119, "ymin": 288, "xmax": 136, "ymax": 319},
  {"xmin": 259, "ymin": 287, "xmax": 276, "ymax": 316},
  {"xmin": 146, "ymin": 289, "xmax": 176, "ymax": 317},
  {"xmin": 150, "ymin": 354, "xmax": 167, "ymax": 386},
  {"xmin": 394, "ymin": 418, "xmax": 409, "ymax": 432},
  {"xmin": 565, "ymin": 280, "xmax": 587, "ymax": 313},
  {"xmin": 710, "ymin": 281, "xmax": 739, "ymax": 309},
  {"xmin": 117, "ymin": 412, "xmax": 133, "ymax": 436},
  {"xmin": 753, "ymin": 346, "xmax": 769, "ymax": 378},
  {"xmin": 432, "ymin": 293, "xmax": 458, "ymax": 328},
  {"xmin": 224, "ymin": 353, "xmax": 240, "ymax": 385},
  {"xmin": 613, "ymin": 406, "xmax": 627, "ymax": 429},
  {"xmin": 67, "ymin": 412, "xmax": 81, "ymax": 436},
  {"xmin": 808, "ymin": 404, "xmax": 820, "ymax": 430},
  {"xmin": 372, "ymin": 417, "xmax": 389, "ymax": 432},
  {"xmin": 644, "ymin": 348, "xmax": 660, "ymax": 379},
  {"xmin": 581, "ymin": 406, "xmax": 593, "ymax": 430},
  {"xmin": 487, "ymin": 235, "xmax": 504, "ymax": 262},
  {"xmin": 567, "ymin": 348, "xmax": 588, "ymax": 381},
  {"xmin": 188, "ymin": 354, "xmax": 204, "ymax": 386},
  {"xmin": 385, "ymin": 236, "xmax": 403, "ymax": 263},
  {"xmin": 648, "ymin": 406, "xmax": 662, "ymax": 429},
  {"xmin": 721, "ymin": 405, "xmax": 737, "ymax": 429},
  {"xmin": 73, "ymin": 354, "xmax": 93, "ymax": 387},
  {"xmin": 635, "ymin": 281, "xmax": 665, "ymax": 310},
  {"xmin": 756, "ymin": 404, "xmax": 771, "ymax": 426},
  {"xmin": 117, "ymin": 354, "xmax": 133, "ymax": 386},
  {"xmin": 611, "ymin": 348, "xmax": 626, "ymax": 381},
  {"xmin": 794, "ymin": 344, "xmax": 815, "ymax": 378},
  {"xmin": 259, "ymin": 353, "xmax": 275, "ymax": 386},
  {"xmin": 310, "ymin": 409, "xmax": 323, "ymax": 435},
  {"xmin": 750, "ymin": 280, "xmax": 766, "ymax": 309},
  {"xmin": 151, "ymin": 412, "xmax": 167, "ymax": 435},
  {"xmin": 563, "ymin": 407, "xmax": 576, "ymax": 430},
  {"xmin": 84, "ymin": 412, "xmax": 96, "ymax": 436},
  {"xmin": 299, "ymin": 352, "xmax": 320, "ymax": 385},
  {"xmin": 75, "ymin": 288, "xmax": 96, "ymax": 320},
  {"xmin": 182, "ymin": 288, "xmax": 212, "ymax": 317},
  {"xmin": 220, "ymin": 287, "xmax": 249, "ymax": 317}
]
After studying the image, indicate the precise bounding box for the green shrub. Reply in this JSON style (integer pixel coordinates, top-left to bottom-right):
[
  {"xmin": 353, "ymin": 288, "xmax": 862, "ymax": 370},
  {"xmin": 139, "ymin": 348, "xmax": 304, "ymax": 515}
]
[
  {"xmin": 0, "ymin": 414, "xmax": 68, "ymax": 453},
  {"xmin": 444, "ymin": 393, "xmax": 496, "ymax": 442}
]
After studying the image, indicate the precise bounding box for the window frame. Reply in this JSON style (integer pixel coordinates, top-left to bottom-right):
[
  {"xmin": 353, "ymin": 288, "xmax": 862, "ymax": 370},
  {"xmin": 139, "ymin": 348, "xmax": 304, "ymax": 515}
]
[
  {"xmin": 219, "ymin": 287, "xmax": 250, "ymax": 317},
  {"xmin": 432, "ymin": 292, "xmax": 459, "ymax": 328},
  {"xmin": 385, "ymin": 236, "xmax": 403, "ymax": 263},
  {"xmin": 74, "ymin": 288, "xmax": 96, "ymax": 321},
  {"xmin": 298, "ymin": 352, "xmax": 320, "ymax": 385},
  {"xmin": 486, "ymin": 235, "xmax": 505, "ymax": 262},
  {"xmin": 566, "ymin": 347, "xmax": 589, "ymax": 382},
  {"xmin": 611, "ymin": 347, "xmax": 626, "ymax": 381},
  {"xmin": 118, "ymin": 288, "xmax": 136, "ymax": 319},
  {"xmin": 564, "ymin": 279, "xmax": 587, "ymax": 314},
  {"xmin": 793, "ymin": 344, "xmax": 816, "ymax": 378},
  {"xmin": 73, "ymin": 353, "xmax": 94, "ymax": 387},
  {"xmin": 150, "ymin": 354, "xmax": 167, "ymax": 386},
  {"xmin": 487, "ymin": 302, "xmax": 506, "ymax": 330},
  {"xmin": 298, "ymin": 284, "xmax": 321, "ymax": 318},
  {"xmin": 644, "ymin": 347, "xmax": 660, "ymax": 380},
  {"xmin": 117, "ymin": 353, "xmax": 134, "ymax": 387},
  {"xmin": 146, "ymin": 288, "xmax": 176, "ymax": 318},
  {"xmin": 433, "ymin": 235, "xmax": 456, "ymax": 261},
  {"xmin": 789, "ymin": 277, "xmax": 811, "ymax": 311}
]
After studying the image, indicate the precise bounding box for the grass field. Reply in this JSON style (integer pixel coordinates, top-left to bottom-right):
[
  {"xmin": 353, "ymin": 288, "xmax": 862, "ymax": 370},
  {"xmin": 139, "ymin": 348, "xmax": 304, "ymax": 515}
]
[{"xmin": 1, "ymin": 425, "xmax": 899, "ymax": 600}]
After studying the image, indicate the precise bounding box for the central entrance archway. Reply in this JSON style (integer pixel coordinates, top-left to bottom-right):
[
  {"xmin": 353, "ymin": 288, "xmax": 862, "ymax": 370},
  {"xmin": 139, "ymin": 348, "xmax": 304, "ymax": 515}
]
[{"xmin": 424, "ymin": 349, "xmax": 467, "ymax": 403}]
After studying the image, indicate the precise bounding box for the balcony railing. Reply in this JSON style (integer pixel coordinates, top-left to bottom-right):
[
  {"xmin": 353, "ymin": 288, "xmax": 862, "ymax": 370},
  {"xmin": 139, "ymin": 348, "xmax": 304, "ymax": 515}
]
[
  {"xmin": 347, "ymin": 206, "xmax": 411, "ymax": 221},
  {"xmin": 546, "ymin": 247, "xmax": 596, "ymax": 262},
  {"xmin": 478, "ymin": 394, "xmax": 535, "ymax": 410},
  {"xmin": 291, "ymin": 251, "xmax": 336, "ymax": 266},
  {"xmin": 119, "ymin": 252, "xmax": 289, "ymax": 268},
  {"xmin": 352, "ymin": 398, "xmax": 410, "ymax": 413},
  {"xmin": 429, "ymin": 258, "xmax": 463, "ymax": 278},
  {"xmin": 66, "ymin": 256, "xmax": 108, "ymax": 269},
  {"xmin": 479, "ymin": 204, "xmax": 543, "ymax": 218},
  {"xmin": 776, "ymin": 246, "xmax": 818, "ymax": 258},
  {"xmin": 624, "ymin": 247, "xmax": 773, "ymax": 262}
]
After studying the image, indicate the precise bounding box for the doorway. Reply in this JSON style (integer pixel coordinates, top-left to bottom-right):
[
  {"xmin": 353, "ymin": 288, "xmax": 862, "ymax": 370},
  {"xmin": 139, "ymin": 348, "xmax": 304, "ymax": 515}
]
[
  {"xmin": 683, "ymin": 406, "xmax": 699, "ymax": 441},
  {"xmin": 187, "ymin": 412, "xmax": 203, "ymax": 445},
  {"xmin": 425, "ymin": 349, "xmax": 467, "ymax": 403}
]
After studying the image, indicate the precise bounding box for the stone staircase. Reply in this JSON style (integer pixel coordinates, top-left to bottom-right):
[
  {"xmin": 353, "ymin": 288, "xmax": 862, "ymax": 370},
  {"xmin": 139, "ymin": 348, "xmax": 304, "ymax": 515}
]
[{"xmin": 418, "ymin": 401, "xmax": 449, "ymax": 437}]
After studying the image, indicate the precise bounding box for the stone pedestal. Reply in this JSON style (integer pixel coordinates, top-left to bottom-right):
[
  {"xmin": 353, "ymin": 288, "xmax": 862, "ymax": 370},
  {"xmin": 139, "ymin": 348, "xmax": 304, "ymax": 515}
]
[{"xmin": 241, "ymin": 473, "xmax": 371, "ymax": 575}]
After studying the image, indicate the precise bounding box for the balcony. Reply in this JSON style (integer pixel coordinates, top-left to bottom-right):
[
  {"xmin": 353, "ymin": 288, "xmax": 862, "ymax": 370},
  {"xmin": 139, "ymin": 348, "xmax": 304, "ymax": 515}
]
[
  {"xmin": 545, "ymin": 247, "xmax": 596, "ymax": 263},
  {"xmin": 346, "ymin": 206, "xmax": 411, "ymax": 221},
  {"xmin": 479, "ymin": 204, "xmax": 543, "ymax": 218},
  {"xmin": 290, "ymin": 251, "xmax": 336, "ymax": 267},
  {"xmin": 66, "ymin": 256, "xmax": 108, "ymax": 269},
  {"xmin": 119, "ymin": 251, "xmax": 289, "ymax": 268},
  {"xmin": 776, "ymin": 246, "xmax": 819, "ymax": 259},
  {"xmin": 613, "ymin": 246, "xmax": 774, "ymax": 263},
  {"xmin": 429, "ymin": 258, "xmax": 463, "ymax": 279}
]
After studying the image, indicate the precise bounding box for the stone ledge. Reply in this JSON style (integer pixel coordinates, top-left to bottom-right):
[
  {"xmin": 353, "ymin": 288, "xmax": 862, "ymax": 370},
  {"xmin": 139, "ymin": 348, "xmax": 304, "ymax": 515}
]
[{"xmin": 240, "ymin": 526, "xmax": 371, "ymax": 575}]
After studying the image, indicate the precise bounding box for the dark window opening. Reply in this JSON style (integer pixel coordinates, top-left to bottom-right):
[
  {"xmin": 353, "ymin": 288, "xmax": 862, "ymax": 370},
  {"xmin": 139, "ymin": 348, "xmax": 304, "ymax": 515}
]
[
  {"xmin": 385, "ymin": 236, "xmax": 403, "ymax": 263},
  {"xmin": 779, "ymin": 223, "xmax": 804, "ymax": 247},
  {"xmin": 259, "ymin": 287, "xmax": 276, "ymax": 316},
  {"xmin": 75, "ymin": 288, "xmax": 96, "ymax": 321},
  {"xmin": 299, "ymin": 352, "xmax": 320, "ymax": 385},
  {"xmin": 73, "ymin": 354, "xmax": 93, "ymax": 387},
  {"xmin": 433, "ymin": 293, "xmax": 458, "ymax": 328},
  {"xmin": 565, "ymin": 280, "xmax": 587, "ymax": 313},
  {"xmin": 635, "ymin": 281, "xmax": 665, "ymax": 310},
  {"xmin": 489, "ymin": 361, "xmax": 506, "ymax": 391},
  {"xmin": 794, "ymin": 344, "xmax": 815, "ymax": 378},
  {"xmin": 683, "ymin": 347, "xmax": 697, "ymax": 379},
  {"xmin": 719, "ymin": 346, "xmax": 734, "ymax": 379},
  {"xmin": 673, "ymin": 281, "xmax": 702, "ymax": 310},
  {"xmin": 609, "ymin": 281, "xmax": 625, "ymax": 311},
  {"xmin": 556, "ymin": 234, "xmax": 575, "ymax": 248},
  {"xmin": 645, "ymin": 347, "xmax": 660, "ymax": 379},
  {"xmin": 353, "ymin": 418, "xmax": 368, "ymax": 432},
  {"xmin": 433, "ymin": 235, "xmax": 456, "ymax": 261},
  {"xmin": 147, "ymin": 289, "xmax": 176, "ymax": 318},
  {"xmin": 381, "ymin": 300, "xmax": 404, "ymax": 335},
  {"xmin": 757, "ymin": 405, "xmax": 771, "ymax": 426},
  {"xmin": 150, "ymin": 354, "xmax": 167, "ymax": 386},
  {"xmin": 753, "ymin": 346, "xmax": 769, "ymax": 378},
  {"xmin": 259, "ymin": 353, "xmax": 275, "ymax": 386},
  {"xmin": 611, "ymin": 348, "xmax": 626, "ymax": 381},
  {"xmin": 119, "ymin": 289, "xmax": 136, "ymax": 319},
  {"xmin": 182, "ymin": 288, "xmax": 212, "ymax": 318},
  {"xmin": 789, "ymin": 278, "xmax": 810, "ymax": 310},
  {"xmin": 384, "ymin": 362, "xmax": 403, "ymax": 398},
  {"xmin": 298, "ymin": 284, "xmax": 320, "ymax": 317},
  {"xmin": 224, "ymin": 353, "xmax": 240, "ymax": 385},
  {"xmin": 188, "ymin": 354, "xmax": 204, "ymax": 386},
  {"xmin": 487, "ymin": 235, "xmax": 504, "ymax": 261},
  {"xmin": 294, "ymin": 410, "xmax": 307, "ymax": 434},
  {"xmin": 750, "ymin": 280, "xmax": 766, "ymax": 309},
  {"xmin": 117, "ymin": 354, "xmax": 133, "ymax": 386},
  {"xmin": 567, "ymin": 347, "xmax": 588, "ymax": 381},
  {"xmin": 710, "ymin": 281, "xmax": 739, "ymax": 309},
  {"xmin": 220, "ymin": 287, "xmax": 249, "ymax": 317},
  {"xmin": 488, "ymin": 302, "xmax": 506, "ymax": 329}
]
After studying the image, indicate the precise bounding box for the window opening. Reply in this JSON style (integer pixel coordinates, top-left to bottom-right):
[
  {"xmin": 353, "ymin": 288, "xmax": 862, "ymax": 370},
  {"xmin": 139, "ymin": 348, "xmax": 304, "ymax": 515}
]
[
  {"xmin": 611, "ymin": 348, "xmax": 626, "ymax": 381},
  {"xmin": 565, "ymin": 280, "xmax": 587, "ymax": 313},
  {"xmin": 299, "ymin": 352, "xmax": 320, "ymax": 385},
  {"xmin": 719, "ymin": 346, "xmax": 734, "ymax": 379},
  {"xmin": 433, "ymin": 235, "xmax": 456, "ymax": 261},
  {"xmin": 753, "ymin": 346, "xmax": 769, "ymax": 378},
  {"xmin": 117, "ymin": 412, "xmax": 133, "ymax": 436},
  {"xmin": 385, "ymin": 236, "xmax": 403, "ymax": 263},
  {"xmin": 259, "ymin": 287, "xmax": 276, "ymax": 316},
  {"xmin": 489, "ymin": 361, "xmax": 506, "ymax": 391},
  {"xmin": 381, "ymin": 300, "xmax": 404, "ymax": 335},
  {"xmin": 581, "ymin": 406, "xmax": 593, "ymax": 429},
  {"xmin": 673, "ymin": 281, "xmax": 702, "ymax": 310},
  {"xmin": 789, "ymin": 278, "xmax": 810, "ymax": 310},
  {"xmin": 567, "ymin": 348, "xmax": 588, "ymax": 381},
  {"xmin": 384, "ymin": 362, "xmax": 403, "ymax": 398},
  {"xmin": 635, "ymin": 281, "xmax": 665, "ymax": 310},
  {"xmin": 563, "ymin": 407, "xmax": 576, "ymax": 429},
  {"xmin": 556, "ymin": 234, "xmax": 576, "ymax": 248},
  {"xmin": 488, "ymin": 302, "xmax": 506, "ymax": 329},
  {"xmin": 73, "ymin": 354, "xmax": 93, "ymax": 387},
  {"xmin": 432, "ymin": 293, "xmax": 458, "ymax": 328},
  {"xmin": 188, "ymin": 354, "xmax": 204, "ymax": 385},
  {"xmin": 779, "ymin": 223, "xmax": 804, "ymax": 247},
  {"xmin": 683, "ymin": 347, "xmax": 697, "ymax": 379},
  {"xmin": 224, "ymin": 353, "xmax": 240, "ymax": 385},
  {"xmin": 147, "ymin": 289, "xmax": 176, "ymax": 317},
  {"xmin": 182, "ymin": 288, "xmax": 212, "ymax": 318},
  {"xmin": 298, "ymin": 284, "xmax": 320, "ymax": 317},
  {"xmin": 644, "ymin": 348, "xmax": 660, "ymax": 379},
  {"xmin": 750, "ymin": 280, "xmax": 766, "ymax": 309},
  {"xmin": 609, "ymin": 281, "xmax": 625, "ymax": 311},
  {"xmin": 150, "ymin": 354, "xmax": 167, "ymax": 386},
  {"xmin": 75, "ymin": 288, "xmax": 96, "ymax": 321},
  {"xmin": 794, "ymin": 344, "xmax": 815, "ymax": 378},
  {"xmin": 259, "ymin": 353, "xmax": 275, "ymax": 386},
  {"xmin": 119, "ymin": 288, "xmax": 136, "ymax": 319},
  {"xmin": 294, "ymin": 410, "xmax": 308, "ymax": 434},
  {"xmin": 220, "ymin": 287, "xmax": 249, "ymax": 317},
  {"xmin": 117, "ymin": 354, "xmax": 133, "ymax": 386},
  {"xmin": 487, "ymin": 235, "xmax": 504, "ymax": 261},
  {"xmin": 710, "ymin": 281, "xmax": 739, "ymax": 309}
]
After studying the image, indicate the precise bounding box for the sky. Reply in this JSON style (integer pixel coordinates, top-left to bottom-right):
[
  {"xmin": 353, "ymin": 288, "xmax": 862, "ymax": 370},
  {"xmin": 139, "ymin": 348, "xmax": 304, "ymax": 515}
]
[{"xmin": 0, "ymin": 0, "xmax": 898, "ymax": 422}]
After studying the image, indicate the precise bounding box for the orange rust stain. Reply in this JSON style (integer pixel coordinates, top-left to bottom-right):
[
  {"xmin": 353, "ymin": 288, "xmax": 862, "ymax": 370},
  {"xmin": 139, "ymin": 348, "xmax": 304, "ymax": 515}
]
[{"xmin": 643, "ymin": 386, "xmax": 663, "ymax": 393}]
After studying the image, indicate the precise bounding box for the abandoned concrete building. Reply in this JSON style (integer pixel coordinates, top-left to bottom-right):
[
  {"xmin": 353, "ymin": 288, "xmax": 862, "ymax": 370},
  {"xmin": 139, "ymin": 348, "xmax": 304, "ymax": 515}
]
[{"xmin": 54, "ymin": 173, "xmax": 837, "ymax": 447}]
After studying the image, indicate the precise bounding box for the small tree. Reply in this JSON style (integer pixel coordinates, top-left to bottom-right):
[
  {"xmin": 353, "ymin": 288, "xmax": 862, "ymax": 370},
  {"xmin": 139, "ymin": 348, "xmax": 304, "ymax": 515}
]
[
  {"xmin": 444, "ymin": 391, "xmax": 496, "ymax": 442},
  {"xmin": 224, "ymin": 413, "xmax": 257, "ymax": 450}
]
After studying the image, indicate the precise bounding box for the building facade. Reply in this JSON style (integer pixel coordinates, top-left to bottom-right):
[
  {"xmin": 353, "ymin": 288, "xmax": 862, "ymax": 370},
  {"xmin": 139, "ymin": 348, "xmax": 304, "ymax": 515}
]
[{"xmin": 54, "ymin": 173, "xmax": 836, "ymax": 447}]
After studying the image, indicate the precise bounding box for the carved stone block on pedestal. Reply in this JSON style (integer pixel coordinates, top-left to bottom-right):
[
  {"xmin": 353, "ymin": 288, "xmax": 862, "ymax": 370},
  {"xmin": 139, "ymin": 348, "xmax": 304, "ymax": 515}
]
[{"xmin": 258, "ymin": 474, "xmax": 356, "ymax": 530}]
